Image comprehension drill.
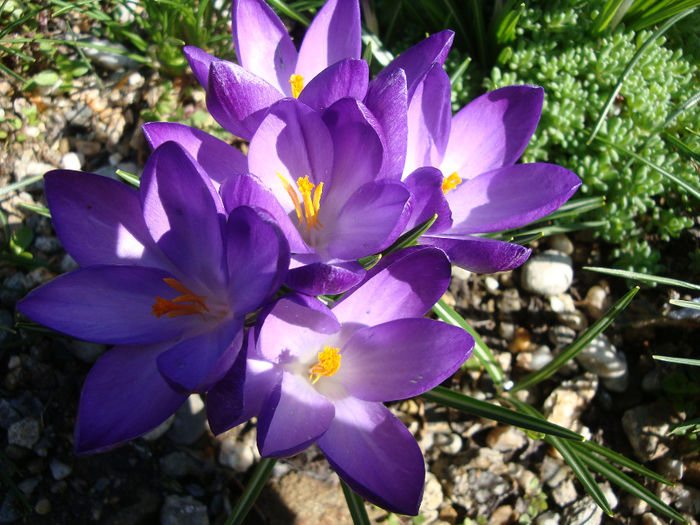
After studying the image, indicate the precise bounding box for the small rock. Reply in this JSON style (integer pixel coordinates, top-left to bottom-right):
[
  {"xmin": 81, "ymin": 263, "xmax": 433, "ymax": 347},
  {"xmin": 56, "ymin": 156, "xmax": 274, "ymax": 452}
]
[
  {"xmin": 127, "ymin": 71, "xmax": 145, "ymax": 88},
  {"xmin": 167, "ymin": 395, "xmax": 207, "ymax": 445},
  {"xmin": 7, "ymin": 356, "xmax": 21, "ymax": 370},
  {"xmin": 557, "ymin": 309, "xmax": 588, "ymax": 331},
  {"xmin": 641, "ymin": 369, "xmax": 661, "ymax": 392},
  {"xmin": 549, "ymin": 234, "xmax": 574, "ymax": 255},
  {"xmin": 509, "ymin": 327, "xmax": 533, "ymax": 352},
  {"xmin": 160, "ymin": 451, "xmax": 201, "ymax": 478},
  {"xmin": 60, "ymin": 152, "xmax": 82, "ymax": 170},
  {"xmin": 485, "ymin": 426, "xmax": 528, "ymax": 452},
  {"xmin": 516, "ymin": 345, "xmax": 553, "ymax": 372},
  {"xmin": 484, "ymin": 276, "xmax": 500, "ymax": 291},
  {"xmin": 66, "ymin": 340, "xmax": 107, "ymax": 363},
  {"xmin": 577, "ymin": 335, "xmax": 627, "ymax": 380},
  {"xmin": 600, "ymin": 482, "xmax": 618, "ymax": 510},
  {"xmin": 33, "ymin": 236, "xmax": 63, "ymax": 254},
  {"xmin": 451, "ymin": 266, "xmax": 472, "ymax": 281},
  {"xmin": 13, "ymin": 159, "xmax": 55, "ymax": 180},
  {"xmin": 497, "ymin": 288, "xmax": 522, "ymax": 313},
  {"xmin": 434, "ymin": 432, "xmax": 462, "ymax": 455},
  {"xmin": 536, "ymin": 511, "xmax": 560, "ymax": 525},
  {"xmin": 499, "ymin": 321, "xmax": 516, "ymax": 341},
  {"xmin": 34, "ymin": 498, "xmax": 51, "ymax": 515},
  {"xmin": 17, "ymin": 478, "xmax": 39, "ymax": 496},
  {"xmin": 0, "ymin": 493, "xmax": 21, "ymax": 523},
  {"xmin": 622, "ymin": 402, "xmax": 673, "ymax": 461},
  {"xmin": 521, "ymin": 250, "xmax": 573, "ymax": 296},
  {"xmin": 549, "ymin": 325, "xmax": 576, "ymax": 348},
  {"xmin": 583, "ymin": 285, "xmax": 610, "ymax": 319},
  {"xmin": 641, "ymin": 512, "xmax": 665, "ymax": 525},
  {"xmin": 7, "ymin": 417, "xmax": 40, "ymax": 448},
  {"xmin": 81, "ymin": 39, "xmax": 138, "ymax": 70},
  {"xmin": 60, "ymin": 254, "xmax": 79, "ymax": 273},
  {"xmin": 562, "ymin": 495, "xmax": 603, "ymax": 525},
  {"xmin": 549, "ymin": 293, "xmax": 575, "ymax": 314},
  {"xmin": 160, "ymin": 495, "xmax": 209, "ymax": 525},
  {"xmin": 142, "ymin": 415, "xmax": 174, "ymax": 441},
  {"xmin": 217, "ymin": 434, "xmax": 257, "ymax": 473},
  {"xmin": 488, "ymin": 504, "xmax": 513, "ymax": 525},
  {"xmin": 49, "ymin": 459, "xmax": 72, "ymax": 480},
  {"xmin": 543, "ymin": 375, "xmax": 598, "ymax": 430},
  {"xmin": 420, "ymin": 472, "xmax": 444, "ymax": 512},
  {"xmin": 541, "ymin": 456, "xmax": 568, "ymax": 489},
  {"xmin": 552, "ymin": 479, "xmax": 577, "ymax": 507}
]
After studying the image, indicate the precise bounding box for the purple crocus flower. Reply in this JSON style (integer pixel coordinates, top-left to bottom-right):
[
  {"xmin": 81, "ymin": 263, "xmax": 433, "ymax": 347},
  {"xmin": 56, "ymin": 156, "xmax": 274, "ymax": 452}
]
[
  {"xmin": 17, "ymin": 141, "xmax": 289, "ymax": 454},
  {"xmin": 402, "ymin": 68, "xmax": 582, "ymax": 273},
  {"xmin": 220, "ymin": 97, "xmax": 412, "ymax": 295},
  {"xmin": 207, "ymin": 246, "xmax": 475, "ymax": 514}
]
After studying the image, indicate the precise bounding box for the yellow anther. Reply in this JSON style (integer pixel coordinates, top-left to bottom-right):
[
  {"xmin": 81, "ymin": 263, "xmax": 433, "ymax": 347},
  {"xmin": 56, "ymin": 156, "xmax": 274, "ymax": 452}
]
[
  {"xmin": 278, "ymin": 173, "xmax": 324, "ymax": 231},
  {"xmin": 152, "ymin": 278, "xmax": 209, "ymax": 318},
  {"xmin": 442, "ymin": 171, "xmax": 462, "ymax": 194},
  {"xmin": 309, "ymin": 346, "xmax": 341, "ymax": 384},
  {"xmin": 289, "ymin": 74, "xmax": 304, "ymax": 98}
]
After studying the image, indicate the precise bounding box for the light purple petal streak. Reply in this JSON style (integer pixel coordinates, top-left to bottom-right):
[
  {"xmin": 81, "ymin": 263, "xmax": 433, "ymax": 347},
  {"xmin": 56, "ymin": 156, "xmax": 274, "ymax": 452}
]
[
  {"xmin": 402, "ymin": 167, "xmax": 452, "ymax": 232},
  {"xmin": 422, "ymin": 235, "xmax": 532, "ymax": 273},
  {"xmin": 183, "ymin": 45, "xmax": 218, "ymax": 89},
  {"xmin": 298, "ymin": 58, "xmax": 368, "ymax": 112}
]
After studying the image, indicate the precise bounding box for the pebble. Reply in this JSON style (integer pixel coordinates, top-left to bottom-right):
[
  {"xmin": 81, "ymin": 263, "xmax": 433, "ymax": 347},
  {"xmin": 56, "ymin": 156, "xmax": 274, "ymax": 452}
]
[
  {"xmin": 7, "ymin": 417, "xmax": 40, "ymax": 448},
  {"xmin": 33, "ymin": 236, "xmax": 63, "ymax": 254},
  {"xmin": 13, "ymin": 159, "xmax": 55, "ymax": 180},
  {"xmin": 420, "ymin": 472, "xmax": 444, "ymax": 512},
  {"xmin": 516, "ymin": 345, "xmax": 553, "ymax": 371},
  {"xmin": 509, "ymin": 327, "xmax": 533, "ymax": 352},
  {"xmin": 66, "ymin": 340, "xmax": 107, "ymax": 363},
  {"xmin": 451, "ymin": 266, "xmax": 472, "ymax": 281},
  {"xmin": 142, "ymin": 415, "xmax": 174, "ymax": 441},
  {"xmin": 549, "ymin": 293, "xmax": 575, "ymax": 314},
  {"xmin": 434, "ymin": 432, "xmax": 463, "ymax": 455},
  {"xmin": 35, "ymin": 498, "xmax": 51, "ymax": 515},
  {"xmin": 217, "ymin": 434, "xmax": 257, "ymax": 473},
  {"xmin": 536, "ymin": 511, "xmax": 560, "ymax": 525},
  {"xmin": 60, "ymin": 151, "xmax": 82, "ymax": 170},
  {"xmin": 641, "ymin": 512, "xmax": 665, "ymax": 525},
  {"xmin": 167, "ymin": 395, "xmax": 208, "ymax": 445},
  {"xmin": 60, "ymin": 253, "xmax": 79, "ymax": 273},
  {"xmin": 81, "ymin": 39, "xmax": 138, "ymax": 70},
  {"xmin": 576, "ymin": 335, "xmax": 628, "ymax": 391},
  {"xmin": 549, "ymin": 233, "xmax": 574, "ymax": 255},
  {"xmin": 49, "ymin": 459, "xmax": 72, "ymax": 480},
  {"xmin": 548, "ymin": 325, "xmax": 576, "ymax": 348},
  {"xmin": 497, "ymin": 288, "xmax": 522, "ymax": 313},
  {"xmin": 160, "ymin": 495, "xmax": 209, "ymax": 525},
  {"xmin": 484, "ymin": 276, "xmax": 500, "ymax": 291},
  {"xmin": 621, "ymin": 402, "xmax": 671, "ymax": 461},
  {"xmin": 543, "ymin": 375, "xmax": 598, "ymax": 430},
  {"xmin": 521, "ymin": 250, "xmax": 574, "ymax": 296},
  {"xmin": 562, "ymin": 496, "xmax": 603, "ymax": 525},
  {"xmin": 485, "ymin": 426, "xmax": 528, "ymax": 452},
  {"xmin": 552, "ymin": 479, "xmax": 577, "ymax": 507},
  {"xmin": 0, "ymin": 494, "xmax": 21, "ymax": 523},
  {"xmin": 160, "ymin": 451, "xmax": 202, "ymax": 478},
  {"xmin": 488, "ymin": 504, "xmax": 513, "ymax": 525},
  {"xmin": 583, "ymin": 285, "xmax": 610, "ymax": 319}
]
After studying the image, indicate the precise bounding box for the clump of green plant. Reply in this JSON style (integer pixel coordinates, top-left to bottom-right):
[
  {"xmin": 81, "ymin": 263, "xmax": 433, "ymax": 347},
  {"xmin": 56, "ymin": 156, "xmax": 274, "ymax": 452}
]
[{"xmin": 484, "ymin": 0, "xmax": 699, "ymax": 272}]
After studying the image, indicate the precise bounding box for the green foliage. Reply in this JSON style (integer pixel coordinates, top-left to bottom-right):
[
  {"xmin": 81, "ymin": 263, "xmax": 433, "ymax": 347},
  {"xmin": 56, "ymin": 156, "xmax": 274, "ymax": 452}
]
[{"xmin": 484, "ymin": 0, "xmax": 699, "ymax": 272}]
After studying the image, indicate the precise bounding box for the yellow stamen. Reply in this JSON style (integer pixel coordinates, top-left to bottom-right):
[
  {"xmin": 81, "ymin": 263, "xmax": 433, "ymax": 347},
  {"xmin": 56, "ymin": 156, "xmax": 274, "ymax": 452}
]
[
  {"xmin": 309, "ymin": 346, "xmax": 341, "ymax": 384},
  {"xmin": 289, "ymin": 74, "xmax": 304, "ymax": 98},
  {"xmin": 442, "ymin": 171, "xmax": 462, "ymax": 194},
  {"xmin": 278, "ymin": 173, "xmax": 324, "ymax": 231},
  {"xmin": 152, "ymin": 278, "xmax": 209, "ymax": 318}
]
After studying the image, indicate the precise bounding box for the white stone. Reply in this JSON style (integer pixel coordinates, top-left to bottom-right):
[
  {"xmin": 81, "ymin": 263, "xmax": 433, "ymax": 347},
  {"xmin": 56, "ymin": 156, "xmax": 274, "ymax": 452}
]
[
  {"xmin": 521, "ymin": 250, "xmax": 573, "ymax": 296},
  {"xmin": 484, "ymin": 276, "xmax": 500, "ymax": 291},
  {"xmin": 536, "ymin": 511, "xmax": 560, "ymax": 525},
  {"xmin": 549, "ymin": 294, "xmax": 575, "ymax": 313},
  {"xmin": 49, "ymin": 459, "xmax": 72, "ymax": 480},
  {"xmin": 218, "ymin": 436, "xmax": 256, "ymax": 472},
  {"xmin": 549, "ymin": 233, "xmax": 574, "ymax": 255},
  {"xmin": 584, "ymin": 285, "xmax": 610, "ymax": 318},
  {"xmin": 60, "ymin": 152, "xmax": 82, "ymax": 171},
  {"xmin": 451, "ymin": 266, "xmax": 472, "ymax": 281},
  {"xmin": 577, "ymin": 334, "xmax": 627, "ymax": 380}
]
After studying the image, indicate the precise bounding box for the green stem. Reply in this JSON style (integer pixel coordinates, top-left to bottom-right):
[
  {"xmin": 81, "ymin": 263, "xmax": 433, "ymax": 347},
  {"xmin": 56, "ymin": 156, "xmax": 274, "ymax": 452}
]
[
  {"xmin": 341, "ymin": 481, "xmax": 371, "ymax": 525},
  {"xmin": 224, "ymin": 457, "xmax": 277, "ymax": 525}
]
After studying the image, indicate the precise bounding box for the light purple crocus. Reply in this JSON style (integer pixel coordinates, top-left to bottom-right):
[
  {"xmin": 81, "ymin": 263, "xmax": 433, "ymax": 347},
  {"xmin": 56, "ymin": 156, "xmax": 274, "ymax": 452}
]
[
  {"xmin": 220, "ymin": 97, "xmax": 412, "ymax": 295},
  {"xmin": 17, "ymin": 141, "xmax": 289, "ymax": 454},
  {"xmin": 402, "ymin": 69, "xmax": 582, "ymax": 273},
  {"xmin": 207, "ymin": 246, "xmax": 474, "ymax": 514}
]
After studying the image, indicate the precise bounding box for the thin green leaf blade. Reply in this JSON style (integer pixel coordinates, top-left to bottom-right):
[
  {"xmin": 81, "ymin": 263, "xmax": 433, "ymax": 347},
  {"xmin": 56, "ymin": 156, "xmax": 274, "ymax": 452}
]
[
  {"xmin": 341, "ymin": 481, "xmax": 371, "ymax": 525},
  {"xmin": 584, "ymin": 266, "xmax": 700, "ymax": 291},
  {"xmin": 669, "ymin": 299, "xmax": 700, "ymax": 310},
  {"xmin": 577, "ymin": 440, "xmax": 673, "ymax": 485},
  {"xmin": 224, "ymin": 457, "xmax": 277, "ymax": 525},
  {"xmin": 652, "ymin": 355, "xmax": 700, "ymax": 366}
]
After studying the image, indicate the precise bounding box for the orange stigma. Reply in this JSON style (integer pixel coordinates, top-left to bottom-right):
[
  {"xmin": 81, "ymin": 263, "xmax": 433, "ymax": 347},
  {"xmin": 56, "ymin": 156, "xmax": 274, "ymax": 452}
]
[
  {"xmin": 289, "ymin": 74, "xmax": 304, "ymax": 98},
  {"xmin": 278, "ymin": 174, "xmax": 324, "ymax": 231},
  {"xmin": 442, "ymin": 171, "xmax": 462, "ymax": 194},
  {"xmin": 152, "ymin": 278, "xmax": 209, "ymax": 319},
  {"xmin": 309, "ymin": 346, "xmax": 341, "ymax": 384}
]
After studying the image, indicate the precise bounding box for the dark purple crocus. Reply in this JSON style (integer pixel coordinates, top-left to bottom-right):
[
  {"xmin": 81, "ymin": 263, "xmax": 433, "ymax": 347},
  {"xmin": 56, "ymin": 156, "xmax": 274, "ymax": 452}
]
[
  {"xmin": 220, "ymin": 97, "xmax": 412, "ymax": 295},
  {"xmin": 207, "ymin": 246, "xmax": 474, "ymax": 515},
  {"xmin": 17, "ymin": 141, "xmax": 289, "ymax": 454},
  {"xmin": 402, "ymin": 70, "xmax": 582, "ymax": 273}
]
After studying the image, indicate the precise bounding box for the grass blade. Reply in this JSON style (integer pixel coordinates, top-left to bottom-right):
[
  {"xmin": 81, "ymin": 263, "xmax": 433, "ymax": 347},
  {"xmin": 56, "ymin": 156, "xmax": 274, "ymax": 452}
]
[
  {"xmin": 381, "ymin": 214, "xmax": 437, "ymax": 255},
  {"xmin": 510, "ymin": 287, "xmax": 639, "ymax": 392},
  {"xmin": 432, "ymin": 299, "xmax": 505, "ymax": 387},
  {"xmin": 116, "ymin": 169, "xmax": 141, "ymax": 188},
  {"xmin": 14, "ymin": 202, "xmax": 51, "ymax": 218},
  {"xmin": 0, "ymin": 174, "xmax": 44, "ymax": 196},
  {"xmin": 224, "ymin": 457, "xmax": 277, "ymax": 525},
  {"xmin": 267, "ymin": 0, "xmax": 311, "ymax": 26},
  {"xmin": 652, "ymin": 355, "xmax": 700, "ymax": 366},
  {"xmin": 669, "ymin": 298, "xmax": 700, "ymax": 310},
  {"xmin": 577, "ymin": 440, "xmax": 673, "ymax": 485},
  {"xmin": 341, "ymin": 481, "xmax": 371, "ymax": 525},
  {"xmin": 422, "ymin": 386, "xmax": 583, "ymax": 440},
  {"xmin": 584, "ymin": 266, "xmax": 700, "ymax": 291}
]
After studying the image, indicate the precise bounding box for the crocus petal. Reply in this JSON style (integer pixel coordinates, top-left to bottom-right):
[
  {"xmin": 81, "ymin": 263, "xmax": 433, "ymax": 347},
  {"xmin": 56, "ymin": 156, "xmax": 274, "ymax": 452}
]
[
  {"xmin": 43, "ymin": 170, "xmax": 166, "ymax": 268},
  {"xmin": 404, "ymin": 64, "xmax": 451, "ymax": 176},
  {"xmin": 208, "ymin": 356, "xmax": 279, "ymax": 435},
  {"xmin": 446, "ymin": 163, "xmax": 582, "ymax": 233},
  {"xmin": 333, "ymin": 245, "xmax": 451, "ymax": 325},
  {"xmin": 257, "ymin": 371, "xmax": 335, "ymax": 457},
  {"xmin": 421, "ymin": 234, "xmax": 531, "ymax": 273},
  {"xmin": 207, "ymin": 61, "xmax": 282, "ymax": 140},
  {"xmin": 183, "ymin": 46, "xmax": 218, "ymax": 90},
  {"xmin": 219, "ymin": 173, "xmax": 309, "ymax": 253},
  {"xmin": 285, "ymin": 260, "xmax": 365, "ymax": 296},
  {"xmin": 296, "ymin": 0, "xmax": 361, "ymax": 81},
  {"xmin": 157, "ymin": 318, "xmax": 244, "ymax": 393},
  {"xmin": 225, "ymin": 206, "xmax": 289, "ymax": 314},
  {"xmin": 364, "ymin": 68, "xmax": 408, "ymax": 180},
  {"xmin": 17, "ymin": 266, "xmax": 195, "ymax": 344},
  {"xmin": 232, "ymin": 0, "xmax": 297, "ymax": 94},
  {"xmin": 298, "ymin": 58, "xmax": 368, "ymax": 112},
  {"xmin": 373, "ymin": 30, "xmax": 454, "ymax": 100},
  {"xmin": 338, "ymin": 319, "xmax": 473, "ymax": 401},
  {"xmin": 440, "ymin": 85, "xmax": 544, "ymax": 180},
  {"xmin": 258, "ymin": 297, "xmax": 340, "ymax": 362},
  {"xmin": 325, "ymin": 180, "xmax": 411, "ymax": 261},
  {"xmin": 318, "ymin": 398, "xmax": 424, "ymax": 515},
  {"xmin": 75, "ymin": 342, "xmax": 188, "ymax": 454},
  {"xmin": 142, "ymin": 122, "xmax": 247, "ymax": 186},
  {"xmin": 140, "ymin": 141, "xmax": 226, "ymax": 292},
  {"xmin": 248, "ymin": 99, "xmax": 334, "ymax": 214},
  {"xmin": 402, "ymin": 167, "xmax": 452, "ymax": 232}
]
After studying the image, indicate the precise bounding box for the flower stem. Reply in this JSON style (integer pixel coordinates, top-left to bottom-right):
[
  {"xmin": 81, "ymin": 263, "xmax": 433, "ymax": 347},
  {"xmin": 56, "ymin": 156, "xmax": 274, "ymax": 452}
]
[{"xmin": 224, "ymin": 457, "xmax": 277, "ymax": 525}]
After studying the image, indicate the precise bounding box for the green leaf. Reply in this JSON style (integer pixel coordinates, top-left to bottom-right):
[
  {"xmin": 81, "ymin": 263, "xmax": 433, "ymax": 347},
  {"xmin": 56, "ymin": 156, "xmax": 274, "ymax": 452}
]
[
  {"xmin": 652, "ymin": 355, "xmax": 700, "ymax": 366},
  {"xmin": 31, "ymin": 70, "xmax": 60, "ymax": 86},
  {"xmin": 669, "ymin": 299, "xmax": 700, "ymax": 310},
  {"xmin": 422, "ymin": 386, "xmax": 583, "ymax": 440},
  {"xmin": 9, "ymin": 225, "xmax": 33, "ymax": 255},
  {"xmin": 576, "ymin": 440, "xmax": 673, "ymax": 485},
  {"xmin": 510, "ymin": 287, "xmax": 639, "ymax": 392},
  {"xmin": 584, "ymin": 266, "xmax": 700, "ymax": 291},
  {"xmin": 341, "ymin": 480, "xmax": 371, "ymax": 525},
  {"xmin": 381, "ymin": 214, "xmax": 437, "ymax": 256},
  {"xmin": 14, "ymin": 202, "xmax": 50, "ymax": 218},
  {"xmin": 0, "ymin": 174, "xmax": 44, "ymax": 196},
  {"xmin": 116, "ymin": 169, "xmax": 141, "ymax": 188},
  {"xmin": 432, "ymin": 299, "xmax": 505, "ymax": 387},
  {"xmin": 224, "ymin": 457, "xmax": 277, "ymax": 525}
]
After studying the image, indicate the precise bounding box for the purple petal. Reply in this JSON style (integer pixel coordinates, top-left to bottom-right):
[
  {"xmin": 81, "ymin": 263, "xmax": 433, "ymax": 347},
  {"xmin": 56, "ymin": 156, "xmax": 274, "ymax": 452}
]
[
  {"xmin": 142, "ymin": 122, "xmax": 247, "ymax": 186},
  {"xmin": 402, "ymin": 167, "xmax": 452, "ymax": 232},
  {"xmin": 248, "ymin": 99, "xmax": 334, "ymax": 213},
  {"xmin": 258, "ymin": 297, "xmax": 340, "ymax": 362},
  {"xmin": 296, "ymin": 0, "xmax": 361, "ymax": 82},
  {"xmin": 318, "ymin": 398, "xmax": 424, "ymax": 515},
  {"xmin": 298, "ymin": 58, "xmax": 368, "ymax": 112},
  {"xmin": 17, "ymin": 266, "xmax": 196, "ymax": 344},
  {"xmin": 232, "ymin": 0, "xmax": 297, "ymax": 94},
  {"xmin": 225, "ymin": 206, "xmax": 289, "ymax": 314},
  {"xmin": 374, "ymin": 30, "xmax": 454, "ymax": 100},
  {"xmin": 446, "ymin": 163, "xmax": 582, "ymax": 233},
  {"xmin": 157, "ymin": 319, "xmax": 243, "ymax": 393},
  {"xmin": 257, "ymin": 371, "xmax": 334, "ymax": 457},
  {"xmin": 285, "ymin": 260, "xmax": 365, "ymax": 296},
  {"xmin": 404, "ymin": 64, "xmax": 451, "ymax": 175},
  {"xmin": 333, "ymin": 245, "xmax": 450, "ymax": 325},
  {"xmin": 183, "ymin": 45, "xmax": 217, "ymax": 89},
  {"xmin": 75, "ymin": 342, "xmax": 187, "ymax": 454},
  {"xmin": 364, "ymin": 68, "xmax": 408, "ymax": 180},
  {"xmin": 43, "ymin": 170, "xmax": 166, "ymax": 268},
  {"xmin": 140, "ymin": 141, "xmax": 226, "ymax": 292},
  {"xmin": 421, "ymin": 234, "xmax": 531, "ymax": 273},
  {"xmin": 219, "ymin": 173, "xmax": 308, "ymax": 253},
  {"xmin": 338, "ymin": 319, "xmax": 473, "ymax": 401},
  {"xmin": 205, "ymin": 344, "xmax": 248, "ymax": 435},
  {"xmin": 207, "ymin": 61, "xmax": 282, "ymax": 140},
  {"xmin": 440, "ymin": 85, "xmax": 544, "ymax": 180},
  {"xmin": 325, "ymin": 180, "xmax": 411, "ymax": 261}
]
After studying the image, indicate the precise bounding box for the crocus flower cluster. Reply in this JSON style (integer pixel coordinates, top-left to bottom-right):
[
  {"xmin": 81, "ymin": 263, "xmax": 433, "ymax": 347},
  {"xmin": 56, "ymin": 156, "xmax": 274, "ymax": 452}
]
[{"xmin": 18, "ymin": 0, "xmax": 582, "ymax": 515}]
